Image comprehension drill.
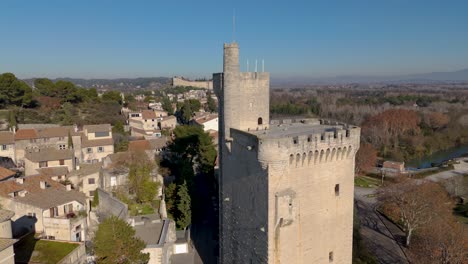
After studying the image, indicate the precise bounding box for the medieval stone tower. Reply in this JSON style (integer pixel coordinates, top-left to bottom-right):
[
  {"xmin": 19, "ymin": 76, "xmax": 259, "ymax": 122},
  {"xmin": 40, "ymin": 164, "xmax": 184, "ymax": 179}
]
[{"xmin": 214, "ymin": 43, "xmax": 360, "ymax": 264}]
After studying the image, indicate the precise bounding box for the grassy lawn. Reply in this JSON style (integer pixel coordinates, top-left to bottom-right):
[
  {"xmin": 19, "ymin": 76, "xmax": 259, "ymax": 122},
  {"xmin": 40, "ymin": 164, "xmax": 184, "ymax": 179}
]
[
  {"xmin": 15, "ymin": 234, "xmax": 79, "ymax": 264},
  {"xmin": 354, "ymin": 176, "xmax": 381, "ymax": 188},
  {"xmin": 129, "ymin": 202, "xmax": 156, "ymax": 216}
]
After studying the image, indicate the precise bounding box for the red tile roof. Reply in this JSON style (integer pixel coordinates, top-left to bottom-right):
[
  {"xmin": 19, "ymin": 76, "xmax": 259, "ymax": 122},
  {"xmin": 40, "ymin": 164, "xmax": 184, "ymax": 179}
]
[
  {"xmin": 14, "ymin": 129, "xmax": 38, "ymax": 140},
  {"xmin": 0, "ymin": 167, "xmax": 15, "ymax": 181},
  {"xmin": 128, "ymin": 140, "xmax": 151, "ymax": 151},
  {"xmin": 193, "ymin": 113, "xmax": 218, "ymax": 124},
  {"xmin": 0, "ymin": 132, "xmax": 14, "ymax": 145},
  {"xmin": 0, "ymin": 174, "xmax": 86, "ymax": 209},
  {"xmin": 142, "ymin": 110, "xmax": 156, "ymax": 120}
]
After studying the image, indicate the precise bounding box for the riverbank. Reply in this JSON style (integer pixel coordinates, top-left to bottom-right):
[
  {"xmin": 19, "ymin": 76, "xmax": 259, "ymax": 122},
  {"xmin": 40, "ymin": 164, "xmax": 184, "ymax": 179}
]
[{"xmin": 406, "ymin": 144, "xmax": 468, "ymax": 169}]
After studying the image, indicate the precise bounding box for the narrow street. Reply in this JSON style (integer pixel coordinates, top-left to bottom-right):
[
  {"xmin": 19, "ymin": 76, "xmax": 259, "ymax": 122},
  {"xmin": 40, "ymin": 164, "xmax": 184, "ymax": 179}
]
[{"xmin": 355, "ymin": 187, "xmax": 409, "ymax": 264}]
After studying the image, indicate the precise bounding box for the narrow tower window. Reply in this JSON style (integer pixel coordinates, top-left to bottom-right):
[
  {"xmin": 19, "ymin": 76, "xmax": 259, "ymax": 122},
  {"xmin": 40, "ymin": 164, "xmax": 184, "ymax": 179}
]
[
  {"xmin": 258, "ymin": 117, "xmax": 263, "ymax": 125},
  {"xmin": 335, "ymin": 184, "xmax": 340, "ymax": 196},
  {"xmin": 329, "ymin": 251, "xmax": 334, "ymax": 262}
]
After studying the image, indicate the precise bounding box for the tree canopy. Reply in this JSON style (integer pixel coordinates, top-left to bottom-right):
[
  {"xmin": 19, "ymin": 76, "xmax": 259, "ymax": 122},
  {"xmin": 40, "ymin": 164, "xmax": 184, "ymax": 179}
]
[
  {"xmin": 161, "ymin": 96, "xmax": 173, "ymax": 115},
  {"xmin": 355, "ymin": 143, "xmax": 377, "ymax": 175},
  {"xmin": 93, "ymin": 216, "xmax": 149, "ymax": 264},
  {"xmin": 206, "ymin": 92, "xmax": 217, "ymax": 113},
  {"xmin": 0, "ymin": 73, "xmax": 34, "ymax": 108},
  {"xmin": 102, "ymin": 90, "xmax": 123, "ymax": 105},
  {"xmin": 176, "ymin": 181, "xmax": 191, "ymax": 229},
  {"xmin": 33, "ymin": 78, "xmax": 96, "ymax": 104},
  {"xmin": 378, "ymin": 179, "xmax": 452, "ymax": 246},
  {"xmin": 170, "ymin": 125, "xmax": 216, "ymax": 174}
]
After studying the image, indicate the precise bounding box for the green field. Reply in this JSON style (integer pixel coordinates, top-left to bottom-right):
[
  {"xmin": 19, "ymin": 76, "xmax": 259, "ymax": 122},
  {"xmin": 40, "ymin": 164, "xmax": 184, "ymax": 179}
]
[{"xmin": 354, "ymin": 176, "xmax": 381, "ymax": 188}]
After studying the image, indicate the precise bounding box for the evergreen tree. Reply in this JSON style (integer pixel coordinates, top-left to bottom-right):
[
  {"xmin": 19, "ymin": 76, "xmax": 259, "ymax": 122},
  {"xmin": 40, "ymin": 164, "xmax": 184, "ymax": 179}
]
[
  {"xmin": 68, "ymin": 130, "xmax": 74, "ymax": 149},
  {"xmin": 92, "ymin": 190, "xmax": 99, "ymax": 207},
  {"xmin": 164, "ymin": 183, "xmax": 177, "ymax": 218},
  {"xmin": 112, "ymin": 121, "xmax": 126, "ymax": 135},
  {"xmin": 161, "ymin": 96, "xmax": 174, "ymax": 115},
  {"xmin": 34, "ymin": 78, "xmax": 55, "ymax": 96},
  {"xmin": 176, "ymin": 181, "xmax": 191, "ymax": 229},
  {"xmin": 102, "ymin": 90, "xmax": 123, "ymax": 105},
  {"xmin": 206, "ymin": 92, "xmax": 217, "ymax": 113},
  {"xmin": 181, "ymin": 100, "xmax": 192, "ymax": 124},
  {"xmin": 170, "ymin": 125, "xmax": 217, "ymax": 175},
  {"xmin": 8, "ymin": 111, "xmax": 16, "ymax": 130},
  {"xmin": 0, "ymin": 73, "xmax": 34, "ymax": 108},
  {"xmin": 93, "ymin": 216, "xmax": 149, "ymax": 264}
]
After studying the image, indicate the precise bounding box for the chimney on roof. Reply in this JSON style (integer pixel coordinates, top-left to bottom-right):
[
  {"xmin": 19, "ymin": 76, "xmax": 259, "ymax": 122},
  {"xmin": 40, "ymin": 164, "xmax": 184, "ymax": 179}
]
[
  {"xmin": 40, "ymin": 181, "xmax": 47, "ymax": 189},
  {"xmin": 66, "ymin": 184, "xmax": 72, "ymax": 191},
  {"xmin": 16, "ymin": 178, "xmax": 24, "ymax": 184}
]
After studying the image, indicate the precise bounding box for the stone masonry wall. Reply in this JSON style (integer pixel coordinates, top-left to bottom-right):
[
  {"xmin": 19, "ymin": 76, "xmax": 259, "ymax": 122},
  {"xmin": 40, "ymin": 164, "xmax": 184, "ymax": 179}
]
[
  {"xmin": 219, "ymin": 129, "xmax": 269, "ymax": 264},
  {"xmin": 97, "ymin": 188, "xmax": 128, "ymax": 220},
  {"xmin": 258, "ymin": 126, "xmax": 360, "ymax": 264},
  {"xmin": 172, "ymin": 77, "xmax": 213, "ymax": 89}
]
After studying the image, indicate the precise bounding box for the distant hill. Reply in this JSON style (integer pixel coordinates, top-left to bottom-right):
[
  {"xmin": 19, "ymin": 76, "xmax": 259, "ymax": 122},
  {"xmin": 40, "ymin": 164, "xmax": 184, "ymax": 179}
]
[
  {"xmin": 272, "ymin": 68, "xmax": 468, "ymax": 87},
  {"xmin": 22, "ymin": 77, "xmax": 171, "ymax": 90}
]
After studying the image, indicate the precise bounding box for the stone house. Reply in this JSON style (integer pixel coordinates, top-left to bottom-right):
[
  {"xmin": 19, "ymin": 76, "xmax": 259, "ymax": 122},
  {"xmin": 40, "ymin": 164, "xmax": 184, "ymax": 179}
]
[
  {"xmin": 14, "ymin": 126, "xmax": 82, "ymax": 167},
  {"xmin": 100, "ymin": 151, "xmax": 160, "ymax": 194},
  {"xmin": 101, "ymin": 153, "xmax": 130, "ymax": 193},
  {"xmin": 81, "ymin": 124, "xmax": 114, "ymax": 164},
  {"xmin": 128, "ymin": 137, "xmax": 168, "ymax": 159},
  {"xmin": 36, "ymin": 167, "xmax": 69, "ymax": 182},
  {"xmin": 67, "ymin": 163, "xmax": 101, "ymax": 198},
  {"xmin": 0, "ymin": 175, "xmax": 88, "ymax": 241},
  {"xmin": 382, "ymin": 161, "xmax": 405, "ymax": 174},
  {"xmin": 0, "ymin": 209, "xmax": 16, "ymax": 264},
  {"xmin": 24, "ymin": 149, "xmax": 74, "ymax": 176},
  {"xmin": 148, "ymin": 102, "xmax": 163, "ymax": 111},
  {"xmin": 154, "ymin": 109, "xmax": 168, "ymax": 118},
  {"xmin": 0, "ymin": 132, "xmax": 15, "ymax": 164},
  {"xmin": 191, "ymin": 113, "xmax": 218, "ymax": 132},
  {"xmin": 158, "ymin": 116, "xmax": 177, "ymax": 130},
  {"xmin": 129, "ymin": 215, "xmax": 176, "ymax": 264},
  {"xmin": 129, "ymin": 110, "xmax": 163, "ymax": 137},
  {"xmin": 131, "ymin": 126, "xmax": 162, "ymax": 138}
]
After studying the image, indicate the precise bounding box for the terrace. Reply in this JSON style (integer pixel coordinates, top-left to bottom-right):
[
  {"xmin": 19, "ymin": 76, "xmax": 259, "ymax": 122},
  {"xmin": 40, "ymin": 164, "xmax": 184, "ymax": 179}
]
[{"xmin": 14, "ymin": 233, "xmax": 82, "ymax": 264}]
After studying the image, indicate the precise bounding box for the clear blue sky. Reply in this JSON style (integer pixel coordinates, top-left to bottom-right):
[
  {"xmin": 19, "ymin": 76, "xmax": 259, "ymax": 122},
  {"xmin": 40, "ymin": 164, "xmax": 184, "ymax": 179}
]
[{"xmin": 1, "ymin": 0, "xmax": 468, "ymax": 79}]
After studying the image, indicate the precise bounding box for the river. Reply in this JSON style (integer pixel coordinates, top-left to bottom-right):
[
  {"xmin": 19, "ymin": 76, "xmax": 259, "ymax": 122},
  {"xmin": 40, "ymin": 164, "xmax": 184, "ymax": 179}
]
[{"xmin": 406, "ymin": 144, "xmax": 468, "ymax": 169}]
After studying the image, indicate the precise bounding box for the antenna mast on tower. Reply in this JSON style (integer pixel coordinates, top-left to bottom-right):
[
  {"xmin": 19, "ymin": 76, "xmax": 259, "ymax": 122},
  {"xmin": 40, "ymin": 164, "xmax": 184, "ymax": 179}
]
[{"xmin": 232, "ymin": 9, "xmax": 236, "ymax": 42}]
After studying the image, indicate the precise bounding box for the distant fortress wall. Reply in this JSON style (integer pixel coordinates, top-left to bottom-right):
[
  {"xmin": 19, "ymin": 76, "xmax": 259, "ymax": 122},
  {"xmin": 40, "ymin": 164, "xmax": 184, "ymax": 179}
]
[{"xmin": 172, "ymin": 77, "xmax": 213, "ymax": 89}]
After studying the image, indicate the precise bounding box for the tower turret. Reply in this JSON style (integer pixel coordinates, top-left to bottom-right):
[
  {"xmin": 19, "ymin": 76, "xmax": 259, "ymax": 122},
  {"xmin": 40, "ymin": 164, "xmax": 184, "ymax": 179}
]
[{"xmin": 215, "ymin": 42, "xmax": 270, "ymax": 140}]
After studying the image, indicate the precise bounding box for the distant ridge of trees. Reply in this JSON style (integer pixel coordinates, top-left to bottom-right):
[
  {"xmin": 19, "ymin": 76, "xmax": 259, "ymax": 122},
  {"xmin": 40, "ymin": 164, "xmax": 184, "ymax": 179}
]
[{"xmin": 23, "ymin": 77, "xmax": 171, "ymax": 90}]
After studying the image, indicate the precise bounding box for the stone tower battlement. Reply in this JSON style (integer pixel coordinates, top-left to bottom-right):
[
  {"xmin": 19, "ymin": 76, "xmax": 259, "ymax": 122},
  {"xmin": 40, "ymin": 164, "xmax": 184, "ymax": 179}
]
[
  {"xmin": 216, "ymin": 42, "xmax": 359, "ymax": 264},
  {"xmin": 230, "ymin": 118, "xmax": 360, "ymax": 167},
  {"xmin": 214, "ymin": 43, "xmax": 270, "ymax": 140}
]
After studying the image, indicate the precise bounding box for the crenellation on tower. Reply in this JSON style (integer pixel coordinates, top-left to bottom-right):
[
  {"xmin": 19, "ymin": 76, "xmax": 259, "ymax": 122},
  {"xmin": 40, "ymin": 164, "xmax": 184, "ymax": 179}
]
[{"xmin": 216, "ymin": 42, "xmax": 360, "ymax": 264}]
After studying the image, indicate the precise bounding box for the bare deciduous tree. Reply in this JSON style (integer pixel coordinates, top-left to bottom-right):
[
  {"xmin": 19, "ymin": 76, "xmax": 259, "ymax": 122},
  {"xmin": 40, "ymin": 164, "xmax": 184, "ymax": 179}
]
[
  {"xmin": 378, "ymin": 179, "xmax": 452, "ymax": 246},
  {"xmin": 355, "ymin": 143, "xmax": 377, "ymax": 175},
  {"xmin": 411, "ymin": 218, "xmax": 467, "ymax": 264}
]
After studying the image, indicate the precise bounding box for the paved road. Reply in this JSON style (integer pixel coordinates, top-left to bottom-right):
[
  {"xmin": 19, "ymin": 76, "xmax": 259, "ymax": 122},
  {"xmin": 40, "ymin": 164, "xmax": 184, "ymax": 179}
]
[
  {"xmin": 426, "ymin": 157, "xmax": 468, "ymax": 182},
  {"xmin": 355, "ymin": 187, "xmax": 409, "ymax": 264}
]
